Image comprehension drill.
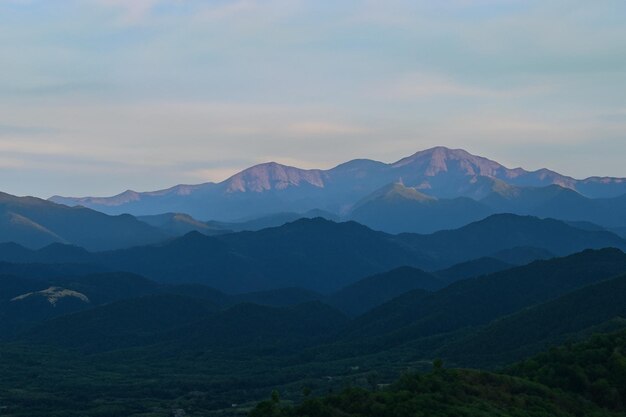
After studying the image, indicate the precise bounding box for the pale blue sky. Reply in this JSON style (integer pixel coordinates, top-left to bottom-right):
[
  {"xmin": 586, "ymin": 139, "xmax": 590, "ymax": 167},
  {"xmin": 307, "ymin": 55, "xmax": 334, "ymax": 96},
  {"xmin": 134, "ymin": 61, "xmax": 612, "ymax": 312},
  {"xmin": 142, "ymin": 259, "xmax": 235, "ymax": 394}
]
[{"xmin": 1, "ymin": 0, "xmax": 625, "ymax": 197}]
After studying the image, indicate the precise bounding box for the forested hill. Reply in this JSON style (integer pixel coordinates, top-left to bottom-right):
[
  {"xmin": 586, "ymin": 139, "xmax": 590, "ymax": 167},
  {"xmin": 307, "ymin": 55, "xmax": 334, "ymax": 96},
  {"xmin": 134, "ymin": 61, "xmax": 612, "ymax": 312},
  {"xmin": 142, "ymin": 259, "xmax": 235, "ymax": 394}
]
[{"xmin": 250, "ymin": 330, "xmax": 626, "ymax": 417}]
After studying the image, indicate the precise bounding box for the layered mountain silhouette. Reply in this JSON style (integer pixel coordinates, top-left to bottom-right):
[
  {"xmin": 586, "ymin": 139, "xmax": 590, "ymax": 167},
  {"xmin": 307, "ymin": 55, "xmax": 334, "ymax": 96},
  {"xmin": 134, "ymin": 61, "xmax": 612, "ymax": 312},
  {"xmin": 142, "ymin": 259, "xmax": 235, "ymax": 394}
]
[
  {"xmin": 440, "ymin": 271, "xmax": 626, "ymax": 366},
  {"xmin": 327, "ymin": 266, "xmax": 445, "ymax": 316},
  {"xmin": 3, "ymin": 244, "xmax": 626, "ymax": 415},
  {"xmin": 1, "ymin": 215, "xmax": 624, "ymax": 293},
  {"xmin": 49, "ymin": 147, "xmax": 626, "ymax": 222},
  {"xmin": 2, "ymin": 146, "xmax": 625, "ymax": 417},
  {"xmin": 338, "ymin": 248, "xmax": 626, "ymax": 351},
  {"xmin": 347, "ymin": 181, "xmax": 626, "ymax": 233},
  {"xmin": 0, "ymin": 192, "xmax": 167, "ymax": 250},
  {"xmin": 349, "ymin": 182, "xmax": 493, "ymax": 233}
]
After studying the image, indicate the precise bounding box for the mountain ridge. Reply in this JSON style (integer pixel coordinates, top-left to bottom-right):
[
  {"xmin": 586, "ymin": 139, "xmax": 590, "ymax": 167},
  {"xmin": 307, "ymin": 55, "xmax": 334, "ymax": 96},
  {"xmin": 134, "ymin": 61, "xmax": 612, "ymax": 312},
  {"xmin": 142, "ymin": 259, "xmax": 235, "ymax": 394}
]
[
  {"xmin": 1, "ymin": 214, "xmax": 624, "ymax": 294},
  {"xmin": 49, "ymin": 147, "xmax": 626, "ymax": 220},
  {"xmin": 0, "ymin": 192, "xmax": 168, "ymax": 250}
]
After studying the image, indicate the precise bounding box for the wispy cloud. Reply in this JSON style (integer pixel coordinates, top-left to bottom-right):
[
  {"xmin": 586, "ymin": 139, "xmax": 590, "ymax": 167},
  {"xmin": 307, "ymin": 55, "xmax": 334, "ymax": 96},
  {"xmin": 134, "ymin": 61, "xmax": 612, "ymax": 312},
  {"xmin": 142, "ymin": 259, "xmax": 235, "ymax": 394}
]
[
  {"xmin": 284, "ymin": 122, "xmax": 366, "ymax": 136},
  {"xmin": 377, "ymin": 73, "xmax": 552, "ymax": 99},
  {"xmin": 93, "ymin": 0, "xmax": 165, "ymax": 24}
]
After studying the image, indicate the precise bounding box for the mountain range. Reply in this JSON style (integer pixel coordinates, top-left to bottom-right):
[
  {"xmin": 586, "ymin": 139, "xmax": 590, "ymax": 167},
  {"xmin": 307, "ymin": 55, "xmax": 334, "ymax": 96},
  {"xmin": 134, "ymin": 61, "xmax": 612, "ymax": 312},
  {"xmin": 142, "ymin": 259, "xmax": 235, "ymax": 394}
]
[
  {"xmin": 2, "ymin": 146, "xmax": 626, "ymax": 416},
  {"xmin": 0, "ymin": 147, "xmax": 622, "ymax": 248},
  {"xmin": 49, "ymin": 147, "xmax": 626, "ymax": 223},
  {"xmin": 1, "ymin": 214, "xmax": 624, "ymax": 293}
]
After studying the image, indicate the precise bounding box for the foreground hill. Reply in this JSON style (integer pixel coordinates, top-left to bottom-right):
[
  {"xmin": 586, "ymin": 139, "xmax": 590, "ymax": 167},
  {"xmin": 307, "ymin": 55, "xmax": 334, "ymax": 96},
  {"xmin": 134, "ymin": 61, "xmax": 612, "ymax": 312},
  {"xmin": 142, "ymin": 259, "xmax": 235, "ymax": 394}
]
[
  {"xmin": 509, "ymin": 330, "xmax": 626, "ymax": 412},
  {"xmin": 0, "ymin": 192, "xmax": 167, "ymax": 250},
  {"xmin": 49, "ymin": 147, "xmax": 626, "ymax": 220},
  {"xmin": 251, "ymin": 330, "xmax": 626, "ymax": 417}
]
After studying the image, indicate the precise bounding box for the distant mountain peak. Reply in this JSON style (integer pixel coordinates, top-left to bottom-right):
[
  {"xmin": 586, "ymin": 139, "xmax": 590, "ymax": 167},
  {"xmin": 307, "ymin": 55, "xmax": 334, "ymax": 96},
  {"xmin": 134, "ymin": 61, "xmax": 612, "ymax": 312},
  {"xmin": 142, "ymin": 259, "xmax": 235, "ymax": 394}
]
[
  {"xmin": 392, "ymin": 146, "xmax": 504, "ymax": 178},
  {"xmin": 46, "ymin": 146, "xmax": 626, "ymax": 220},
  {"xmin": 50, "ymin": 189, "xmax": 142, "ymax": 207},
  {"xmin": 225, "ymin": 162, "xmax": 326, "ymax": 193}
]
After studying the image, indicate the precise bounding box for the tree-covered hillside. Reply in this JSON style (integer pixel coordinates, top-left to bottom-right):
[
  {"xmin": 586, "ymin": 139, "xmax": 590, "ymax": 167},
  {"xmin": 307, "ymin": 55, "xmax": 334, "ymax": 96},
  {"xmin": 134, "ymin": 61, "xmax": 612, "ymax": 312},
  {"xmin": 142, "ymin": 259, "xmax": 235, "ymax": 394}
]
[{"xmin": 250, "ymin": 330, "xmax": 626, "ymax": 417}]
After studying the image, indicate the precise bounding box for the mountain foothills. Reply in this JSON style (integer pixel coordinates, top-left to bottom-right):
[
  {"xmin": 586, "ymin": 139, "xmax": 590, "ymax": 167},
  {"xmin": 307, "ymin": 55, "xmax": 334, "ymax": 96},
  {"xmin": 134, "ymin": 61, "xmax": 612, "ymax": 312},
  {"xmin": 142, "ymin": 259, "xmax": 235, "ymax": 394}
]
[
  {"xmin": 48, "ymin": 147, "xmax": 626, "ymax": 231},
  {"xmin": 0, "ymin": 146, "xmax": 625, "ymax": 416},
  {"xmin": 1, "ymin": 247, "xmax": 626, "ymax": 416}
]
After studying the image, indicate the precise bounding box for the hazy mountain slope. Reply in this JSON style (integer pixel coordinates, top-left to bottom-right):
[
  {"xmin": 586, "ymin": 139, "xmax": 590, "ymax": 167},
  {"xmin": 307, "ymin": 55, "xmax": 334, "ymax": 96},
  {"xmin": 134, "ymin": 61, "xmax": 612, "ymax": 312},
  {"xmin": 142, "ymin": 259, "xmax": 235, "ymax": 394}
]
[
  {"xmin": 0, "ymin": 262, "xmax": 108, "ymax": 279},
  {"xmin": 158, "ymin": 283, "xmax": 234, "ymax": 307},
  {"xmin": 0, "ymin": 210, "xmax": 65, "ymax": 248},
  {"xmin": 349, "ymin": 181, "xmax": 626, "ymax": 235},
  {"xmin": 77, "ymin": 219, "xmax": 432, "ymax": 293},
  {"xmin": 328, "ymin": 266, "xmax": 444, "ymax": 316},
  {"xmin": 210, "ymin": 219, "xmax": 434, "ymax": 292},
  {"xmin": 1, "ymin": 215, "xmax": 624, "ymax": 294},
  {"xmin": 349, "ymin": 182, "xmax": 493, "ymax": 234},
  {"xmin": 490, "ymin": 246, "xmax": 555, "ymax": 265},
  {"xmin": 613, "ymin": 226, "xmax": 626, "ymax": 239},
  {"xmin": 0, "ymin": 192, "xmax": 167, "ymax": 250},
  {"xmin": 482, "ymin": 185, "xmax": 626, "ymax": 228},
  {"xmin": 340, "ymin": 248, "xmax": 626, "ymax": 350},
  {"xmin": 150, "ymin": 282, "xmax": 322, "ymax": 309},
  {"xmin": 0, "ymin": 242, "xmax": 95, "ymax": 264},
  {"xmin": 565, "ymin": 220, "xmax": 608, "ymax": 232},
  {"xmin": 397, "ymin": 214, "xmax": 626, "ymax": 265},
  {"xmin": 207, "ymin": 209, "xmax": 340, "ymax": 232},
  {"xmin": 434, "ymin": 257, "xmax": 514, "ymax": 284},
  {"xmin": 440, "ymin": 272, "xmax": 626, "ymax": 366},
  {"xmin": 49, "ymin": 147, "xmax": 626, "ymax": 220},
  {"xmin": 138, "ymin": 212, "xmax": 231, "ymax": 236},
  {"xmin": 235, "ymin": 287, "xmax": 323, "ymax": 307}
]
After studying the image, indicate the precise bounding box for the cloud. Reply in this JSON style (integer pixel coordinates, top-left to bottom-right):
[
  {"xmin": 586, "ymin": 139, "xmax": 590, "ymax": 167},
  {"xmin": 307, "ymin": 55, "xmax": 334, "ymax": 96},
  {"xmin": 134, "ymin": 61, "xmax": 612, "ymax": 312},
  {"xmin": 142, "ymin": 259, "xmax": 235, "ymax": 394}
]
[
  {"xmin": 93, "ymin": 0, "xmax": 167, "ymax": 24},
  {"xmin": 377, "ymin": 73, "xmax": 552, "ymax": 100},
  {"xmin": 284, "ymin": 122, "xmax": 366, "ymax": 136},
  {"xmin": 195, "ymin": 0, "xmax": 259, "ymax": 21},
  {"xmin": 0, "ymin": 156, "xmax": 25, "ymax": 169},
  {"xmin": 600, "ymin": 109, "xmax": 626, "ymax": 122}
]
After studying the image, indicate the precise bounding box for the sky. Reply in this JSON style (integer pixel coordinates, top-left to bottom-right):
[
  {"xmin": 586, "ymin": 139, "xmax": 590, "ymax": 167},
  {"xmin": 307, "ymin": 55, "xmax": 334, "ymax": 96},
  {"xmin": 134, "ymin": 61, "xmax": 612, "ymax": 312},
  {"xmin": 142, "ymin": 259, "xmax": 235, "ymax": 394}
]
[{"xmin": 1, "ymin": 0, "xmax": 625, "ymax": 198}]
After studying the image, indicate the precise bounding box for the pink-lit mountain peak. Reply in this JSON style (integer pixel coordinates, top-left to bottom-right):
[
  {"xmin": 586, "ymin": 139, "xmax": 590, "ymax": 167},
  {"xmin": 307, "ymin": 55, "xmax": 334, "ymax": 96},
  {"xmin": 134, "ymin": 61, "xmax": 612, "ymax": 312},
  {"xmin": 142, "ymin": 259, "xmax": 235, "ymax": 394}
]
[
  {"xmin": 392, "ymin": 146, "xmax": 505, "ymax": 177},
  {"xmin": 225, "ymin": 162, "xmax": 326, "ymax": 193}
]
